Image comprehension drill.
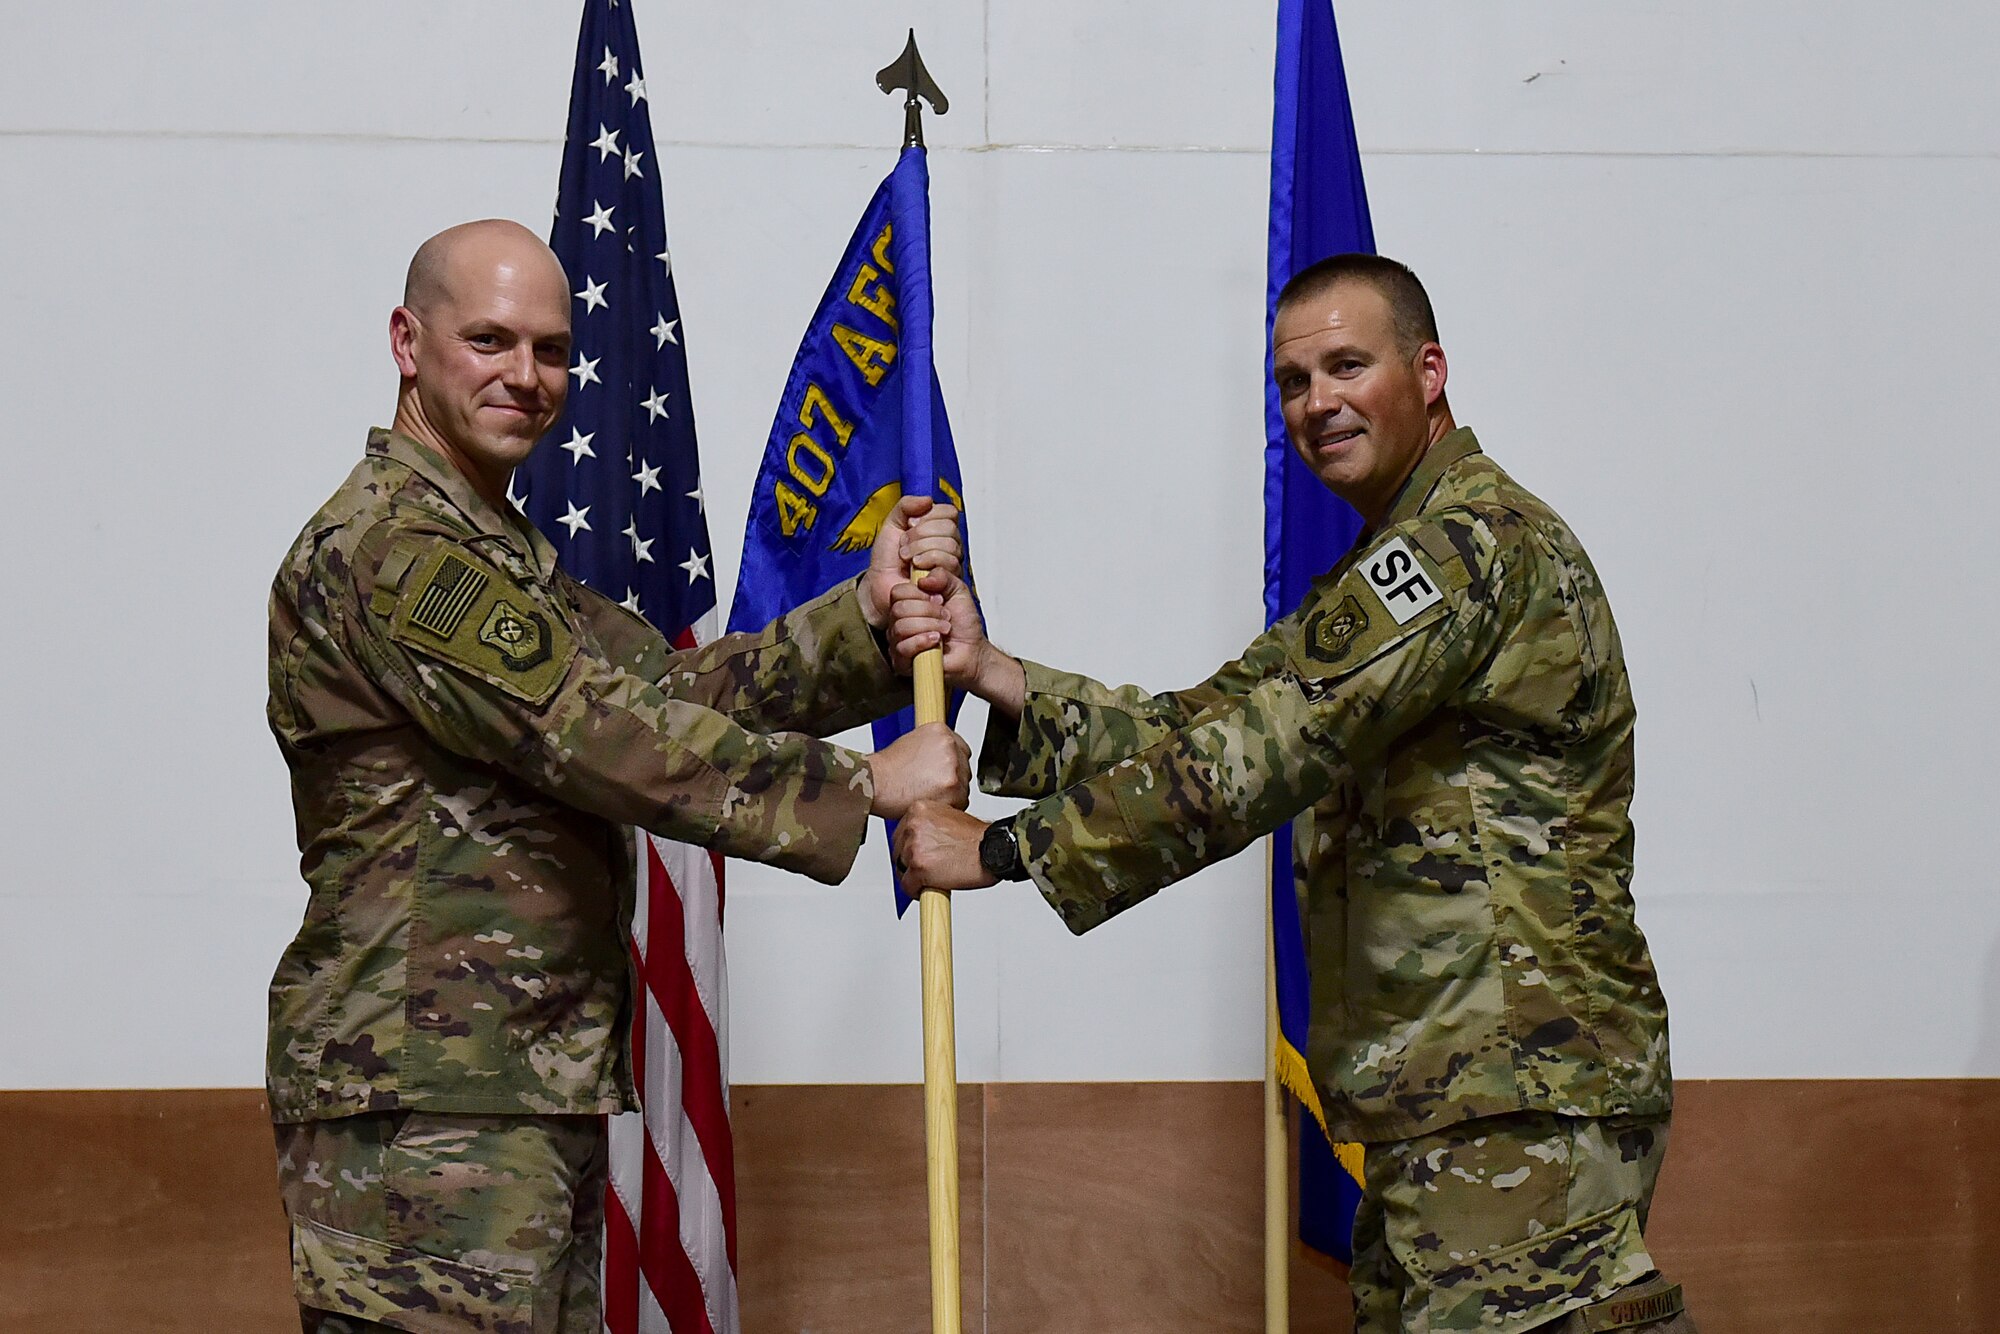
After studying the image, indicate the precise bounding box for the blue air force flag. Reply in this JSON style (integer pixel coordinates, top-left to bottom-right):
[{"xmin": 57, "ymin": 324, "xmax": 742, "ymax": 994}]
[
  {"xmin": 1266, "ymin": 0, "xmax": 1373, "ymax": 1263},
  {"xmin": 728, "ymin": 146, "xmax": 970, "ymax": 908}
]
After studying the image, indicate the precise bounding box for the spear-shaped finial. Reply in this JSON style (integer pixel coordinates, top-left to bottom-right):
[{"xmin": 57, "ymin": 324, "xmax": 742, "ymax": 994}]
[{"xmin": 876, "ymin": 28, "xmax": 948, "ymax": 148}]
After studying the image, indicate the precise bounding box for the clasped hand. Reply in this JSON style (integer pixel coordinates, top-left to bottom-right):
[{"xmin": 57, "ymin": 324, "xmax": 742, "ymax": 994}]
[
  {"xmin": 858, "ymin": 495, "xmax": 973, "ymax": 820},
  {"xmin": 868, "ymin": 723, "xmax": 970, "ymax": 821},
  {"xmin": 857, "ymin": 493, "xmax": 963, "ymax": 647},
  {"xmin": 893, "ymin": 800, "xmax": 996, "ymax": 893},
  {"xmin": 856, "ymin": 493, "xmax": 1007, "ymax": 889}
]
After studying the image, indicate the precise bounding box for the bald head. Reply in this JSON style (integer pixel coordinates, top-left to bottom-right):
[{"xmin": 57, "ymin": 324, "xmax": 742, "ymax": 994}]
[
  {"xmin": 403, "ymin": 218, "xmax": 568, "ymax": 318},
  {"xmin": 389, "ymin": 220, "xmax": 575, "ymax": 506}
]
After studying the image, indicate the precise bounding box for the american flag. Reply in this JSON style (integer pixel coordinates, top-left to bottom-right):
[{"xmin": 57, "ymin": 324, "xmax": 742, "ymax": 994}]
[{"xmin": 516, "ymin": 2, "xmax": 736, "ymax": 1331}]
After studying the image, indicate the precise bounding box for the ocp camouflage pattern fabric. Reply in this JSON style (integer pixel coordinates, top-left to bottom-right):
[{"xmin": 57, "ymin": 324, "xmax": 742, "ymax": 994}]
[
  {"xmin": 1350, "ymin": 1111, "xmax": 1670, "ymax": 1333},
  {"xmin": 981, "ymin": 429, "xmax": 1672, "ymax": 1145},
  {"xmin": 267, "ymin": 429, "xmax": 907, "ymax": 1121},
  {"xmin": 276, "ymin": 1110, "xmax": 605, "ymax": 1333}
]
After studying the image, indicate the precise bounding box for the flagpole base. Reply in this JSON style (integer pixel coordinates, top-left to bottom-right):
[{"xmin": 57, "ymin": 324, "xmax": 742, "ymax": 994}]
[
  {"xmin": 1266, "ymin": 848, "xmax": 1290, "ymax": 1333},
  {"xmin": 919, "ymin": 885, "xmax": 963, "ymax": 1334}
]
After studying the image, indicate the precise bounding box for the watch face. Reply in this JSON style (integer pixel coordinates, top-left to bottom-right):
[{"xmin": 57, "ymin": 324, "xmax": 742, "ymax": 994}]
[{"xmin": 980, "ymin": 820, "xmax": 1020, "ymax": 879}]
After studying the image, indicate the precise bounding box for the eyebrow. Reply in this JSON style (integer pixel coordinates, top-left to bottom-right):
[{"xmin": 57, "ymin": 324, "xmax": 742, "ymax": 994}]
[
  {"xmin": 461, "ymin": 321, "xmax": 571, "ymax": 345},
  {"xmin": 1280, "ymin": 339, "xmax": 1370, "ymax": 363},
  {"xmin": 1277, "ymin": 337, "xmax": 1364, "ymax": 361}
]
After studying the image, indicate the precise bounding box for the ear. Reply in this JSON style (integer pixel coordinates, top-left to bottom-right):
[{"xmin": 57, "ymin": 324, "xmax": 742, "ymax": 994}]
[
  {"xmin": 1418, "ymin": 341, "xmax": 1448, "ymax": 407},
  {"xmin": 389, "ymin": 306, "xmax": 421, "ymax": 379}
]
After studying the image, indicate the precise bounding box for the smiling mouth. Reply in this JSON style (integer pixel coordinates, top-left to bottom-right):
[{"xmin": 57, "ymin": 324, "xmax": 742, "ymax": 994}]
[{"xmin": 1315, "ymin": 428, "xmax": 1363, "ymax": 449}]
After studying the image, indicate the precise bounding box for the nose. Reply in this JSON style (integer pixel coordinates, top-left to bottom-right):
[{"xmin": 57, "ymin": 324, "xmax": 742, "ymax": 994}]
[
  {"xmin": 500, "ymin": 343, "xmax": 539, "ymax": 393},
  {"xmin": 1304, "ymin": 371, "xmax": 1344, "ymax": 421}
]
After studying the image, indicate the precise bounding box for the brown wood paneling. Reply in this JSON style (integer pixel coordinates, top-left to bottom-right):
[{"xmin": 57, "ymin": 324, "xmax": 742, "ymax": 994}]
[
  {"xmin": 1647, "ymin": 1079, "xmax": 2000, "ymax": 1334},
  {"xmin": 735, "ymin": 1082, "xmax": 985, "ymax": 1334},
  {"xmin": 976, "ymin": 1079, "xmax": 2000, "ymax": 1333},
  {"xmin": 1278, "ymin": 1079, "xmax": 2000, "ymax": 1333},
  {"xmin": 3, "ymin": 1080, "xmax": 1997, "ymax": 1332},
  {"xmin": 0, "ymin": 1088, "xmax": 294, "ymax": 1333},
  {"xmin": 1286, "ymin": 1113, "xmax": 1358, "ymax": 1334},
  {"xmin": 1291, "ymin": 1246, "xmax": 1358, "ymax": 1334},
  {"xmin": 982, "ymin": 1081, "xmax": 1269, "ymax": 1334}
]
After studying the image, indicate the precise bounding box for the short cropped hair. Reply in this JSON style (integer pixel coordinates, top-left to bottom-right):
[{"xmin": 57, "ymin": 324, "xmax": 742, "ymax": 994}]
[{"xmin": 1276, "ymin": 253, "xmax": 1438, "ymax": 355}]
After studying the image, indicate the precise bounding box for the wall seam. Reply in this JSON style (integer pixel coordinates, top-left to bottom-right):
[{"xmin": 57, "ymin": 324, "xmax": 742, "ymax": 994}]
[{"xmin": 4, "ymin": 127, "xmax": 1995, "ymax": 163}]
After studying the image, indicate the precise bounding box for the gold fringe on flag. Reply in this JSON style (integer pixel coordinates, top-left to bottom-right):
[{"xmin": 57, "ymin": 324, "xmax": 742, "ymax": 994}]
[{"xmin": 1274, "ymin": 1035, "xmax": 1366, "ymax": 1184}]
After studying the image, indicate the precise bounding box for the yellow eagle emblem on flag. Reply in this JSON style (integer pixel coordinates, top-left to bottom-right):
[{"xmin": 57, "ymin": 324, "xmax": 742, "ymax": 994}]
[{"xmin": 828, "ymin": 478, "xmax": 966, "ymax": 554}]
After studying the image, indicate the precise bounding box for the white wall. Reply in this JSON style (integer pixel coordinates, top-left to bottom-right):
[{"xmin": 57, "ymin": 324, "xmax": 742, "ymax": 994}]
[{"xmin": 3, "ymin": 1, "xmax": 1996, "ymax": 1089}]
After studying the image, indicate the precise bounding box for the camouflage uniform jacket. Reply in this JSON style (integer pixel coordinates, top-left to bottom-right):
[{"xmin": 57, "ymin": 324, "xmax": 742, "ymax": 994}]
[
  {"xmin": 981, "ymin": 429, "xmax": 1671, "ymax": 1143},
  {"xmin": 267, "ymin": 429, "xmax": 902, "ymax": 1121}
]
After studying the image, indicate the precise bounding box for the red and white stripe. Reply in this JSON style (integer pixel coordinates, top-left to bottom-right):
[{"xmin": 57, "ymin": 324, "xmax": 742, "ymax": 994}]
[{"xmin": 604, "ymin": 615, "xmax": 738, "ymax": 1334}]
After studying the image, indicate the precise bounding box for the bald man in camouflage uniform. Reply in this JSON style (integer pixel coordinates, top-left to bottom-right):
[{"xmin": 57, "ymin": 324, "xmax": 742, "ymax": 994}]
[
  {"xmin": 893, "ymin": 255, "xmax": 1695, "ymax": 1333},
  {"xmin": 269, "ymin": 220, "xmax": 969, "ymax": 1333}
]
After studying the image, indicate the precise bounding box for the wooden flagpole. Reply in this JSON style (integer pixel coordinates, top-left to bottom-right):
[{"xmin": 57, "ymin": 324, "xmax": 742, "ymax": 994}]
[
  {"xmin": 1265, "ymin": 848, "xmax": 1289, "ymax": 1333},
  {"xmin": 877, "ymin": 31, "xmax": 962, "ymax": 1334}
]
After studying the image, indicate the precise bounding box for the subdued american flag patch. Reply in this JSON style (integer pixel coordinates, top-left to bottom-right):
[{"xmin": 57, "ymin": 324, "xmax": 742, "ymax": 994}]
[{"xmin": 409, "ymin": 554, "xmax": 488, "ymax": 639}]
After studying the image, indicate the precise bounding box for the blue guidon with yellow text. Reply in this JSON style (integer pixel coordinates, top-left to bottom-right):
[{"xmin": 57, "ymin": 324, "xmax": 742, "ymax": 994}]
[
  {"xmin": 729, "ymin": 147, "xmax": 970, "ymax": 909},
  {"xmin": 728, "ymin": 149, "xmax": 968, "ymax": 634}
]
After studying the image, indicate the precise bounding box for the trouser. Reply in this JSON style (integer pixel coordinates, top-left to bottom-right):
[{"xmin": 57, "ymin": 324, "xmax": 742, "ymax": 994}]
[
  {"xmin": 274, "ymin": 1110, "xmax": 608, "ymax": 1334},
  {"xmin": 1350, "ymin": 1110, "xmax": 1697, "ymax": 1333},
  {"xmin": 1538, "ymin": 1272, "xmax": 1697, "ymax": 1333}
]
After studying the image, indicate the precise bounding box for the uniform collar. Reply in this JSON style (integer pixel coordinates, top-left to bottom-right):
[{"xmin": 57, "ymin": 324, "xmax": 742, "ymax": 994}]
[
  {"xmin": 1378, "ymin": 426, "xmax": 1482, "ymax": 531},
  {"xmin": 367, "ymin": 427, "xmax": 560, "ymax": 576}
]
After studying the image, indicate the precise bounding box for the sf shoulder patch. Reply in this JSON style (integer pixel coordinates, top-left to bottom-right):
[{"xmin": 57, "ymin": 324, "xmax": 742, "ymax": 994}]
[
  {"xmin": 1358, "ymin": 535, "xmax": 1444, "ymax": 625},
  {"xmin": 1289, "ymin": 526, "xmax": 1463, "ymax": 683},
  {"xmin": 387, "ymin": 543, "xmax": 574, "ymax": 705}
]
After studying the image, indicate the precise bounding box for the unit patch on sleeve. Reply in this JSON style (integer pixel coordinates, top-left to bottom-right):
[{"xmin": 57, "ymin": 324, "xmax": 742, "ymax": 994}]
[
  {"xmin": 1303, "ymin": 594, "xmax": 1371, "ymax": 665},
  {"xmin": 1287, "ymin": 525, "xmax": 1468, "ymax": 687},
  {"xmin": 477, "ymin": 600, "xmax": 552, "ymax": 671},
  {"xmin": 386, "ymin": 542, "xmax": 575, "ymax": 706},
  {"xmin": 1360, "ymin": 535, "xmax": 1444, "ymax": 625}
]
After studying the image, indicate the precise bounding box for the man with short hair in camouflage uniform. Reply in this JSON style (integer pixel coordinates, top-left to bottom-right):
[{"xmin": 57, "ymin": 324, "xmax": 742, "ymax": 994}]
[
  {"xmin": 268, "ymin": 219, "xmax": 971, "ymax": 1333},
  {"xmin": 891, "ymin": 254, "xmax": 1696, "ymax": 1333}
]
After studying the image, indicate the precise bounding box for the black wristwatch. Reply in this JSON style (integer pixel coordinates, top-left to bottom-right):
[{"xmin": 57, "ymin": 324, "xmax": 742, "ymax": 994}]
[{"xmin": 978, "ymin": 816, "xmax": 1030, "ymax": 882}]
